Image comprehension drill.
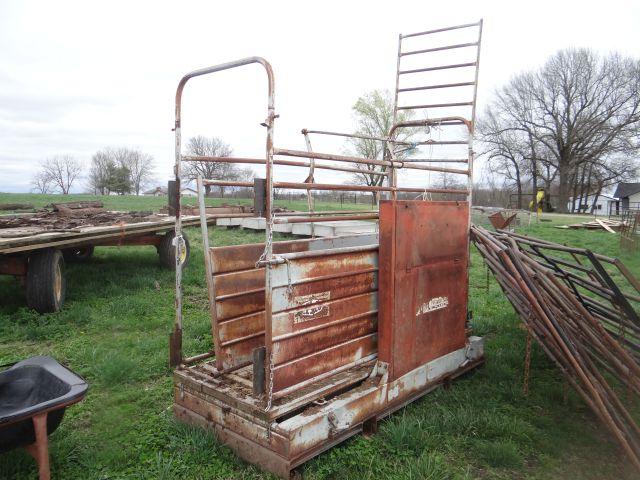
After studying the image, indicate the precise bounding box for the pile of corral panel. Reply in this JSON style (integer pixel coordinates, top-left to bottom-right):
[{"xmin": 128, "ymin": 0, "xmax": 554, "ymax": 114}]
[{"xmin": 472, "ymin": 225, "xmax": 640, "ymax": 471}]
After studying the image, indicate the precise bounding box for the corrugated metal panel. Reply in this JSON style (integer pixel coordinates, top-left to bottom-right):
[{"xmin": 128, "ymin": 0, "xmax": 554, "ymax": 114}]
[
  {"xmin": 267, "ymin": 247, "xmax": 379, "ymax": 393},
  {"xmin": 210, "ymin": 234, "xmax": 377, "ymax": 371}
]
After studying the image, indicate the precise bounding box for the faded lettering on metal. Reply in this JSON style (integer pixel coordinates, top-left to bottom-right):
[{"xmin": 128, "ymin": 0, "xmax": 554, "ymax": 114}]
[
  {"xmin": 294, "ymin": 304, "xmax": 330, "ymax": 324},
  {"xmin": 294, "ymin": 291, "xmax": 330, "ymax": 306},
  {"xmin": 416, "ymin": 296, "xmax": 449, "ymax": 316}
]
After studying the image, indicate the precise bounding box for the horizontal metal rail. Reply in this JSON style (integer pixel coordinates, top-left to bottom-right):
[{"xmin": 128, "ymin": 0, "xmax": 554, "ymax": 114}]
[
  {"xmin": 274, "ymin": 210, "xmax": 378, "ymax": 217},
  {"xmin": 274, "ymin": 147, "xmax": 470, "ymax": 167},
  {"xmin": 301, "ymin": 129, "xmax": 416, "ymax": 146},
  {"xmin": 275, "ymin": 148, "xmax": 393, "ymax": 168},
  {"xmin": 401, "ymin": 42, "xmax": 479, "ymax": 57},
  {"xmin": 401, "ymin": 158, "xmax": 469, "ymax": 163},
  {"xmin": 402, "ymin": 21, "xmax": 481, "ymax": 39},
  {"xmin": 201, "ymin": 178, "xmax": 469, "ymax": 195},
  {"xmin": 272, "ymin": 214, "xmax": 379, "ymax": 224},
  {"xmin": 399, "ymin": 62, "xmax": 477, "ymax": 75},
  {"xmin": 202, "ymin": 180, "xmax": 252, "ymax": 187},
  {"xmin": 397, "ymin": 81, "xmax": 475, "ymax": 93},
  {"xmin": 183, "ymin": 155, "xmax": 388, "ymax": 177},
  {"xmin": 272, "ymin": 181, "xmax": 468, "ymax": 195},
  {"xmin": 397, "ymin": 101, "xmax": 473, "ymax": 110}
]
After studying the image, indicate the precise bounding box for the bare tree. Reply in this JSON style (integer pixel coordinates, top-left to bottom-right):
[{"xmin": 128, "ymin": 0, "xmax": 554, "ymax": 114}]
[
  {"xmin": 347, "ymin": 90, "xmax": 414, "ymax": 202},
  {"xmin": 483, "ymin": 49, "xmax": 640, "ymax": 212},
  {"xmin": 183, "ymin": 136, "xmax": 237, "ymax": 195},
  {"xmin": 39, "ymin": 155, "xmax": 83, "ymax": 194},
  {"xmin": 88, "ymin": 149, "xmax": 113, "ymax": 195},
  {"xmin": 88, "ymin": 147, "xmax": 155, "ymax": 195},
  {"xmin": 122, "ymin": 149, "xmax": 155, "ymax": 195},
  {"xmin": 31, "ymin": 170, "xmax": 53, "ymax": 194}
]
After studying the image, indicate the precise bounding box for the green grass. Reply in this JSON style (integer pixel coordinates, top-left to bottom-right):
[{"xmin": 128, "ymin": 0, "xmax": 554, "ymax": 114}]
[
  {"xmin": 0, "ymin": 194, "xmax": 638, "ymax": 479},
  {"xmin": 0, "ymin": 192, "xmax": 374, "ymax": 213}
]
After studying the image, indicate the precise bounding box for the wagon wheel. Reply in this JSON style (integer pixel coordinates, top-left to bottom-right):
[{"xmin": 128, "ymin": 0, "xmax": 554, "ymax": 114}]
[
  {"xmin": 26, "ymin": 249, "xmax": 66, "ymax": 313},
  {"xmin": 62, "ymin": 245, "xmax": 95, "ymax": 263},
  {"xmin": 157, "ymin": 231, "xmax": 190, "ymax": 270}
]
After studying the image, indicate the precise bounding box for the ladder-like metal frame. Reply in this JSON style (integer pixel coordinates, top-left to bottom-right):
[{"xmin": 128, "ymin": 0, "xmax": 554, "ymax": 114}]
[{"xmin": 392, "ymin": 20, "xmax": 482, "ymax": 205}]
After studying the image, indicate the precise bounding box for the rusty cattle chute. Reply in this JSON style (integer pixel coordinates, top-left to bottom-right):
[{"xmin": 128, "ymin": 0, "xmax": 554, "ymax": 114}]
[{"xmin": 170, "ymin": 21, "xmax": 485, "ymax": 477}]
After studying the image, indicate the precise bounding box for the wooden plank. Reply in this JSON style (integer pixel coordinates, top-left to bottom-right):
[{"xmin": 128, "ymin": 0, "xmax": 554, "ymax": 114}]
[
  {"xmin": 0, "ymin": 216, "xmax": 205, "ymax": 253},
  {"xmin": 596, "ymin": 219, "xmax": 616, "ymax": 233}
]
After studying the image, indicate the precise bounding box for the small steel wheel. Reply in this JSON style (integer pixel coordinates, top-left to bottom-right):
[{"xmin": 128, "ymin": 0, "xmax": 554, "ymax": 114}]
[
  {"xmin": 26, "ymin": 249, "xmax": 66, "ymax": 313},
  {"xmin": 157, "ymin": 231, "xmax": 190, "ymax": 270}
]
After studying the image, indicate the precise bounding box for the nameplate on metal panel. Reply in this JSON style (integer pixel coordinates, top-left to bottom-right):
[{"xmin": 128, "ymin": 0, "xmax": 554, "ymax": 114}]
[
  {"xmin": 294, "ymin": 305, "xmax": 330, "ymax": 324},
  {"xmin": 293, "ymin": 291, "xmax": 330, "ymax": 306},
  {"xmin": 416, "ymin": 296, "xmax": 449, "ymax": 316}
]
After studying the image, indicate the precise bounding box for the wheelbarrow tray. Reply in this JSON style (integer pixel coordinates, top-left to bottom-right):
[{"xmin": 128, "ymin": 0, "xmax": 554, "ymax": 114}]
[{"xmin": 0, "ymin": 356, "xmax": 88, "ymax": 453}]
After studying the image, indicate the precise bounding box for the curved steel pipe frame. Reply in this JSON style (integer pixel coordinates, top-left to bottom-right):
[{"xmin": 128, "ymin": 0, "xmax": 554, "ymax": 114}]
[{"xmin": 171, "ymin": 57, "xmax": 276, "ymax": 366}]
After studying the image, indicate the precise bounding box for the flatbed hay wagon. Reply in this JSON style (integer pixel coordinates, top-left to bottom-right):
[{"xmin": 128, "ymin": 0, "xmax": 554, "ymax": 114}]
[{"xmin": 170, "ymin": 21, "xmax": 484, "ymax": 478}]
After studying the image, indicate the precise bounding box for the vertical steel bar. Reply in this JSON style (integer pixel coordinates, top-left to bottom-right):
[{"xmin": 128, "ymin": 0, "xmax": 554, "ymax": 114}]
[
  {"xmin": 390, "ymin": 33, "xmax": 403, "ymax": 202},
  {"xmin": 171, "ymin": 79, "xmax": 184, "ymax": 366},
  {"xmin": 302, "ymin": 129, "xmax": 316, "ymax": 238},
  {"xmin": 197, "ymin": 176, "xmax": 221, "ymax": 368},
  {"xmin": 264, "ymin": 69, "xmax": 276, "ymax": 400}
]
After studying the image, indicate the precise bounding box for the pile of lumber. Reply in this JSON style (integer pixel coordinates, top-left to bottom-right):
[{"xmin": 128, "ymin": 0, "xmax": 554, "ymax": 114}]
[
  {"xmin": 0, "ymin": 201, "xmax": 161, "ymax": 234},
  {"xmin": 0, "ymin": 202, "xmax": 35, "ymax": 212},
  {"xmin": 555, "ymin": 218, "xmax": 625, "ymax": 233}
]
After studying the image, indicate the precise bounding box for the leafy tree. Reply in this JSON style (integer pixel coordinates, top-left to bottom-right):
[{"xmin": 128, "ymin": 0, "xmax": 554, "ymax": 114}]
[{"xmin": 347, "ymin": 90, "xmax": 414, "ymax": 202}]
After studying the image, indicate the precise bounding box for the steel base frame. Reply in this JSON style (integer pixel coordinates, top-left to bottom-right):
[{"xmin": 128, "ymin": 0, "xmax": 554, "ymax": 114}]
[{"xmin": 174, "ymin": 337, "xmax": 484, "ymax": 478}]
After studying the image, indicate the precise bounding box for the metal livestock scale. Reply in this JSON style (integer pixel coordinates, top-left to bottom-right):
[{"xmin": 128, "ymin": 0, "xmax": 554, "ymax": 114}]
[{"xmin": 170, "ymin": 21, "xmax": 485, "ymax": 478}]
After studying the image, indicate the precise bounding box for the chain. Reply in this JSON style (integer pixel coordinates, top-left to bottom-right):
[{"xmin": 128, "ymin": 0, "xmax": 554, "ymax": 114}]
[
  {"xmin": 255, "ymin": 218, "xmax": 274, "ymax": 268},
  {"xmin": 523, "ymin": 328, "xmax": 532, "ymax": 396},
  {"xmin": 284, "ymin": 257, "xmax": 294, "ymax": 297},
  {"xmin": 264, "ymin": 351, "xmax": 274, "ymax": 439},
  {"xmin": 265, "ymin": 351, "xmax": 274, "ymax": 412}
]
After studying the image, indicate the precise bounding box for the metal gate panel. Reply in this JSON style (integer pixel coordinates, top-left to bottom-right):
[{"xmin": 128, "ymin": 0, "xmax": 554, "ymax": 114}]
[
  {"xmin": 272, "ymin": 333, "xmax": 378, "ymax": 393},
  {"xmin": 267, "ymin": 246, "xmax": 379, "ymax": 393},
  {"xmin": 271, "ymin": 271, "xmax": 377, "ymax": 313},
  {"xmin": 271, "ymin": 294, "xmax": 377, "ymax": 364},
  {"xmin": 209, "ymin": 235, "xmax": 377, "ymax": 371},
  {"xmin": 378, "ymin": 200, "xmax": 469, "ymax": 381}
]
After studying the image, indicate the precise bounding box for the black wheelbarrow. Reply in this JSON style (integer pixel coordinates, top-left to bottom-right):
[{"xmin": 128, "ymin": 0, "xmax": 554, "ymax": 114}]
[{"xmin": 0, "ymin": 356, "xmax": 88, "ymax": 480}]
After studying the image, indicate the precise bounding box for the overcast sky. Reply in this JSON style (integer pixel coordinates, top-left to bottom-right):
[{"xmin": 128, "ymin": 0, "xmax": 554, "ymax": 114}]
[{"xmin": 1, "ymin": 0, "xmax": 639, "ymax": 193}]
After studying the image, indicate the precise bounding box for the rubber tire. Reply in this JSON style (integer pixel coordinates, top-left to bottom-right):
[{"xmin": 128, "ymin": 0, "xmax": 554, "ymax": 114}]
[
  {"xmin": 158, "ymin": 231, "xmax": 190, "ymax": 270},
  {"xmin": 62, "ymin": 245, "xmax": 94, "ymax": 263},
  {"xmin": 26, "ymin": 249, "xmax": 66, "ymax": 313}
]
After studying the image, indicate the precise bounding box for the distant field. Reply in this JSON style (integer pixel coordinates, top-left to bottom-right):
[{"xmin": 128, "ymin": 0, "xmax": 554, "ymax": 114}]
[
  {"xmin": 0, "ymin": 192, "xmax": 374, "ymax": 213},
  {"xmin": 0, "ymin": 194, "xmax": 638, "ymax": 479}
]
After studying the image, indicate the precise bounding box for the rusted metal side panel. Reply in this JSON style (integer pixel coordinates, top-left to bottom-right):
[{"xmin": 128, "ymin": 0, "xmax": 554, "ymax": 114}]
[
  {"xmin": 272, "ymin": 334, "xmax": 378, "ymax": 392},
  {"xmin": 210, "ymin": 234, "xmax": 377, "ymax": 273},
  {"xmin": 271, "ymin": 271, "xmax": 377, "ymax": 313},
  {"xmin": 377, "ymin": 201, "xmax": 396, "ymax": 369},
  {"xmin": 209, "ymin": 236, "xmax": 377, "ymax": 371},
  {"xmin": 378, "ymin": 200, "xmax": 469, "ymax": 381},
  {"xmin": 267, "ymin": 248, "xmax": 379, "ymax": 393}
]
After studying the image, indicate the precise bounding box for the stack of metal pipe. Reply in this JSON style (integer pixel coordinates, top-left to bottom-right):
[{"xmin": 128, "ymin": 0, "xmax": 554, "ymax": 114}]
[{"xmin": 471, "ymin": 225, "xmax": 640, "ymax": 470}]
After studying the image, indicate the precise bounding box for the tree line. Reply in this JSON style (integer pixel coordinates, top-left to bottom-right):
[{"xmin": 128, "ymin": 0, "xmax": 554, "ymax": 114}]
[
  {"xmin": 32, "ymin": 147, "xmax": 156, "ymax": 196},
  {"xmin": 31, "ymin": 136, "xmax": 253, "ymax": 196},
  {"xmin": 480, "ymin": 48, "xmax": 640, "ymax": 212}
]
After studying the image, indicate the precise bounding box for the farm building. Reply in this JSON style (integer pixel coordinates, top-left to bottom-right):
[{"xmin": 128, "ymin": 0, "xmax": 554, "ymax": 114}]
[
  {"xmin": 567, "ymin": 193, "xmax": 616, "ymax": 216},
  {"xmin": 613, "ymin": 182, "xmax": 640, "ymax": 213}
]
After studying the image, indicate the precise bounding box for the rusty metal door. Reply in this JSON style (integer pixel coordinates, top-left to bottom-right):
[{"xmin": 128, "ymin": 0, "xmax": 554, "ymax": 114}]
[{"xmin": 378, "ymin": 200, "xmax": 469, "ymax": 381}]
